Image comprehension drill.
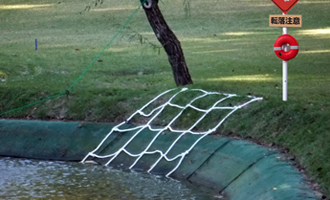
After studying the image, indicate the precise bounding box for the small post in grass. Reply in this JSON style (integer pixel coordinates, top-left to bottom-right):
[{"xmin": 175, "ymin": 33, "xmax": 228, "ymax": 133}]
[{"xmin": 35, "ymin": 39, "xmax": 38, "ymax": 50}]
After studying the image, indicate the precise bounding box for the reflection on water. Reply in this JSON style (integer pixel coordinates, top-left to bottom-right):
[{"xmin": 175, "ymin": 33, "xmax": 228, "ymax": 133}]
[{"xmin": 0, "ymin": 157, "xmax": 220, "ymax": 200}]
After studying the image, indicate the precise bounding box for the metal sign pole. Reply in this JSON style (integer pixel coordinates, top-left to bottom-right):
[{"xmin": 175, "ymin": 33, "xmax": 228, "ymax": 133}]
[{"xmin": 282, "ymin": 13, "xmax": 288, "ymax": 101}]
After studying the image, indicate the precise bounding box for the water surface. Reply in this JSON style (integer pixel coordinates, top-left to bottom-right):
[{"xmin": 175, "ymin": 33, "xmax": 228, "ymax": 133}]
[{"xmin": 0, "ymin": 157, "xmax": 221, "ymax": 200}]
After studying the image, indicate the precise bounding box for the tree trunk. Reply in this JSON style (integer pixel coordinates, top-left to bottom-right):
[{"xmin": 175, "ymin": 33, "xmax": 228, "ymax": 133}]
[{"xmin": 141, "ymin": 0, "xmax": 193, "ymax": 86}]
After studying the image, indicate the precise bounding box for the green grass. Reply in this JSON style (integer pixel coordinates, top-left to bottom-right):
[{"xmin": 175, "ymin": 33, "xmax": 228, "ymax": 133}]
[{"xmin": 1, "ymin": 0, "xmax": 330, "ymax": 197}]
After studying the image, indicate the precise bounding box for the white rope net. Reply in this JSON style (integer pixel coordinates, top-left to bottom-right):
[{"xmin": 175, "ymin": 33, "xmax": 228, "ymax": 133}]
[{"xmin": 81, "ymin": 88, "xmax": 263, "ymax": 177}]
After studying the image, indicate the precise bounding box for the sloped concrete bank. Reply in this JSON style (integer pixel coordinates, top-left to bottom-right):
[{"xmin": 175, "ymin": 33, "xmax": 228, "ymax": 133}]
[{"xmin": 0, "ymin": 120, "xmax": 318, "ymax": 200}]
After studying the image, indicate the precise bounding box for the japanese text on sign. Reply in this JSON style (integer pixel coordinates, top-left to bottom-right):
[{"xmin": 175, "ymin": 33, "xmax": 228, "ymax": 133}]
[{"xmin": 269, "ymin": 15, "xmax": 302, "ymax": 27}]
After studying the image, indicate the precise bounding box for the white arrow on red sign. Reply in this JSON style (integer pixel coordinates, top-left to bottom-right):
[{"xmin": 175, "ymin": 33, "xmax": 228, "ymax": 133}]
[{"xmin": 271, "ymin": 0, "xmax": 299, "ymax": 14}]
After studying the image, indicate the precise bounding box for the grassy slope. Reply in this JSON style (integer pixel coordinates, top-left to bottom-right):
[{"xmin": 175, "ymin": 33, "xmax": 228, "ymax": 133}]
[{"xmin": 0, "ymin": 0, "xmax": 329, "ymax": 196}]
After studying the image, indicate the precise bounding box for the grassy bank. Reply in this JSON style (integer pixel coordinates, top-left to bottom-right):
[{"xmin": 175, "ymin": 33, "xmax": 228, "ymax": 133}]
[{"xmin": 0, "ymin": 0, "xmax": 329, "ymax": 197}]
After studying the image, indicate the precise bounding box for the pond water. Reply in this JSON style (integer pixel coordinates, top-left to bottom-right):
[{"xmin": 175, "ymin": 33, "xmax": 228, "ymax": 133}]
[{"xmin": 0, "ymin": 157, "xmax": 222, "ymax": 200}]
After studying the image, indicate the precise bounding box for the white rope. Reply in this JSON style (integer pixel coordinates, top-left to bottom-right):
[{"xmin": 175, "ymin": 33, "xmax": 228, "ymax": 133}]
[{"xmin": 81, "ymin": 88, "xmax": 263, "ymax": 177}]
